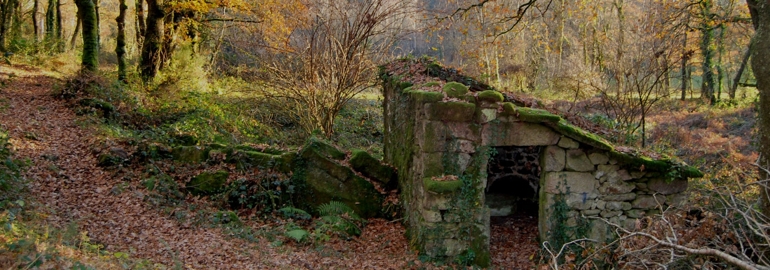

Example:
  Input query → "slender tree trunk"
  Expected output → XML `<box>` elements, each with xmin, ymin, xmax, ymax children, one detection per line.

<box><xmin>730</xmin><ymin>47</ymin><xmax>751</xmax><ymax>100</ymax></box>
<box><xmin>116</xmin><ymin>0</ymin><xmax>127</xmax><ymax>82</ymax></box>
<box><xmin>0</xmin><ymin>0</ymin><xmax>18</xmax><ymax>52</ymax></box>
<box><xmin>700</xmin><ymin>0</ymin><xmax>716</xmax><ymax>104</ymax></box>
<box><xmin>45</xmin><ymin>0</ymin><xmax>55</xmax><ymax>41</ymax></box>
<box><xmin>70</xmin><ymin>17</ymin><xmax>80</xmax><ymax>49</ymax></box>
<box><xmin>55</xmin><ymin>0</ymin><xmax>62</xmax><ymax>51</ymax></box>
<box><xmin>75</xmin><ymin>0</ymin><xmax>98</xmax><ymax>72</ymax></box>
<box><xmin>135</xmin><ymin>0</ymin><xmax>145</xmax><ymax>51</ymax></box>
<box><xmin>140</xmin><ymin>0</ymin><xmax>164</xmax><ymax>80</ymax></box>
<box><xmin>33</xmin><ymin>0</ymin><xmax>41</xmax><ymax>42</ymax></box>
<box><xmin>747</xmin><ymin>0</ymin><xmax>770</xmax><ymax>221</ymax></box>
<box><xmin>94</xmin><ymin>0</ymin><xmax>99</xmax><ymax>49</ymax></box>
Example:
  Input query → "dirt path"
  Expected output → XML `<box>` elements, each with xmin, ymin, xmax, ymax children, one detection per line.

<box><xmin>0</xmin><ymin>66</ymin><xmax>277</xmax><ymax>268</ymax></box>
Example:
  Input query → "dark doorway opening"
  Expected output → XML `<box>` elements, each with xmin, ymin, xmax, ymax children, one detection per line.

<box><xmin>485</xmin><ymin>146</ymin><xmax>541</xmax><ymax>217</ymax></box>
<box><xmin>486</xmin><ymin>145</ymin><xmax>542</xmax><ymax>267</ymax></box>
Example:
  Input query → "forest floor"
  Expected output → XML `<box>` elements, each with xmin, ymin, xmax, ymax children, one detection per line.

<box><xmin>0</xmin><ymin>65</ymin><xmax>541</xmax><ymax>268</ymax></box>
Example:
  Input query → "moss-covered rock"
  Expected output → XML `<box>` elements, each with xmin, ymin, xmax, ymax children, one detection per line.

<box><xmin>187</xmin><ymin>170</ymin><xmax>229</xmax><ymax>196</ymax></box>
<box><xmin>78</xmin><ymin>98</ymin><xmax>115</xmax><ymax>117</ymax></box>
<box><xmin>135</xmin><ymin>142</ymin><xmax>173</xmax><ymax>161</ymax></box>
<box><xmin>607</xmin><ymin>151</ymin><xmax>703</xmax><ymax>178</ymax></box>
<box><xmin>294</xmin><ymin>141</ymin><xmax>383</xmax><ymax>218</ymax></box>
<box><xmin>545</xmin><ymin>119</ymin><xmax>614</xmax><ymax>151</ymax></box>
<box><xmin>172</xmin><ymin>132</ymin><xmax>199</xmax><ymax>146</ymax></box>
<box><xmin>476</xmin><ymin>90</ymin><xmax>504</xmax><ymax>103</ymax></box>
<box><xmin>423</xmin><ymin>178</ymin><xmax>463</xmax><ymax>194</ymax></box>
<box><xmin>172</xmin><ymin>146</ymin><xmax>210</xmax><ymax>163</ymax></box>
<box><xmin>443</xmin><ymin>82</ymin><xmax>469</xmax><ymax>98</ymax></box>
<box><xmin>516</xmin><ymin>107</ymin><xmax>562</xmax><ymax>123</ymax></box>
<box><xmin>427</xmin><ymin>102</ymin><xmax>476</xmax><ymax>122</ymax></box>
<box><xmin>304</xmin><ymin>138</ymin><xmax>346</xmax><ymax>160</ymax></box>
<box><xmin>349</xmin><ymin>149</ymin><xmax>396</xmax><ymax>186</ymax></box>
<box><xmin>406</xmin><ymin>90</ymin><xmax>444</xmax><ymax>103</ymax></box>
<box><xmin>97</xmin><ymin>147</ymin><xmax>128</xmax><ymax>167</ymax></box>
<box><xmin>500</xmin><ymin>102</ymin><xmax>517</xmax><ymax>115</ymax></box>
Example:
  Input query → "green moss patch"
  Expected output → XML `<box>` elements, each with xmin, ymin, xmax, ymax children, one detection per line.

<box><xmin>423</xmin><ymin>178</ymin><xmax>463</xmax><ymax>194</ymax></box>
<box><xmin>187</xmin><ymin>170</ymin><xmax>229</xmax><ymax>196</ymax></box>
<box><xmin>608</xmin><ymin>151</ymin><xmax>703</xmax><ymax>178</ymax></box>
<box><xmin>349</xmin><ymin>149</ymin><xmax>396</xmax><ymax>186</ymax></box>
<box><xmin>406</xmin><ymin>90</ymin><xmax>444</xmax><ymax>103</ymax></box>
<box><xmin>427</xmin><ymin>102</ymin><xmax>476</xmax><ymax>122</ymax></box>
<box><xmin>500</xmin><ymin>102</ymin><xmax>517</xmax><ymax>115</ymax></box>
<box><xmin>516</xmin><ymin>107</ymin><xmax>562</xmax><ymax>123</ymax></box>
<box><xmin>172</xmin><ymin>146</ymin><xmax>210</xmax><ymax>163</ymax></box>
<box><xmin>304</xmin><ymin>137</ymin><xmax>346</xmax><ymax>160</ymax></box>
<box><xmin>546</xmin><ymin>119</ymin><xmax>614</xmax><ymax>151</ymax></box>
<box><xmin>443</xmin><ymin>82</ymin><xmax>469</xmax><ymax>98</ymax></box>
<box><xmin>476</xmin><ymin>90</ymin><xmax>504</xmax><ymax>103</ymax></box>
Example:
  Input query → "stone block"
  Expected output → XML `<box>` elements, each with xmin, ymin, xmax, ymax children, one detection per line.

<box><xmin>606</xmin><ymin>201</ymin><xmax>624</xmax><ymax>211</ymax></box>
<box><xmin>447</xmin><ymin>123</ymin><xmax>480</xmax><ymax>141</ymax></box>
<box><xmin>596</xmin><ymin>200</ymin><xmax>606</xmax><ymax>210</ymax></box>
<box><xmin>601</xmin><ymin>210</ymin><xmax>622</xmax><ymax>218</ymax></box>
<box><xmin>601</xmin><ymin>193</ymin><xmax>637</xmax><ymax>201</ymax></box>
<box><xmin>482</xmin><ymin>121</ymin><xmax>560</xmax><ymax>146</ymax></box>
<box><xmin>630</xmin><ymin>171</ymin><xmax>645</xmax><ymax>179</ymax></box>
<box><xmin>595</xmin><ymin>165</ymin><xmax>619</xmax><ymax>180</ymax></box>
<box><xmin>426</xmin><ymin>102</ymin><xmax>476</xmax><ymax>122</ymax></box>
<box><xmin>420</xmin><ymin>121</ymin><xmax>448</xmax><ymax>152</ymax></box>
<box><xmin>543</xmin><ymin>172</ymin><xmax>598</xmax><ymax>195</ymax></box>
<box><xmin>648</xmin><ymin>178</ymin><xmax>688</xmax><ymax>195</ymax></box>
<box><xmin>616</xmin><ymin>170</ymin><xmax>633</xmax><ymax>181</ymax></box>
<box><xmin>582</xmin><ymin>209</ymin><xmax>601</xmax><ymax>216</ymax></box>
<box><xmin>632</xmin><ymin>195</ymin><xmax>666</xmax><ymax>210</ymax></box>
<box><xmin>566</xmin><ymin>149</ymin><xmax>594</xmax><ymax>172</ymax></box>
<box><xmin>450</xmin><ymin>140</ymin><xmax>476</xmax><ymax>154</ymax></box>
<box><xmin>599</xmin><ymin>179</ymin><xmax>635</xmax><ymax>194</ymax></box>
<box><xmin>422</xmin><ymin>153</ymin><xmax>445</xmax><ymax>178</ymax></box>
<box><xmin>621</xmin><ymin>202</ymin><xmax>633</xmax><ymax>211</ymax></box>
<box><xmin>444</xmin><ymin>239</ymin><xmax>467</xmax><ymax>257</ymax></box>
<box><xmin>558</xmin><ymin>136</ymin><xmax>580</xmax><ymax>149</ymax></box>
<box><xmin>626</xmin><ymin>209</ymin><xmax>644</xmax><ymax>218</ymax></box>
<box><xmin>479</xmin><ymin>109</ymin><xmax>497</xmax><ymax>123</ymax></box>
<box><xmin>543</xmin><ymin>146</ymin><xmax>566</xmax><ymax>172</ymax></box>
<box><xmin>588</xmin><ymin>152</ymin><xmax>609</xmax><ymax>165</ymax></box>
<box><xmin>566</xmin><ymin>194</ymin><xmax>595</xmax><ymax>210</ymax></box>
<box><xmin>423</xmin><ymin>210</ymin><xmax>443</xmax><ymax>223</ymax></box>
<box><xmin>424</xmin><ymin>193</ymin><xmax>452</xmax><ymax>210</ymax></box>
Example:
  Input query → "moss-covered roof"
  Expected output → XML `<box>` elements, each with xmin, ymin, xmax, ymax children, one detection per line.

<box><xmin>379</xmin><ymin>57</ymin><xmax>703</xmax><ymax>179</ymax></box>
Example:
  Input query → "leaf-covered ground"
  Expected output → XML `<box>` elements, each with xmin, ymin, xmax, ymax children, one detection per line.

<box><xmin>0</xmin><ymin>65</ymin><xmax>540</xmax><ymax>268</ymax></box>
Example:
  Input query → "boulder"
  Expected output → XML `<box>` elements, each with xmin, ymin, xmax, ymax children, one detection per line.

<box><xmin>97</xmin><ymin>147</ymin><xmax>129</xmax><ymax>167</ymax></box>
<box><xmin>172</xmin><ymin>146</ymin><xmax>209</xmax><ymax>163</ymax></box>
<box><xmin>187</xmin><ymin>171</ymin><xmax>229</xmax><ymax>196</ymax></box>
<box><xmin>295</xmin><ymin>141</ymin><xmax>383</xmax><ymax>218</ymax></box>
<box><xmin>349</xmin><ymin>149</ymin><xmax>397</xmax><ymax>186</ymax></box>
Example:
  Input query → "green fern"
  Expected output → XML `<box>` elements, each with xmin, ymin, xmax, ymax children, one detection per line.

<box><xmin>317</xmin><ymin>201</ymin><xmax>359</xmax><ymax>219</ymax></box>
<box><xmin>278</xmin><ymin>206</ymin><xmax>311</xmax><ymax>220</ymax></box>
<box><xmin>285</xmin><ymin>229</ymin><xmax>309</xmax><ymax>243</ymax></box>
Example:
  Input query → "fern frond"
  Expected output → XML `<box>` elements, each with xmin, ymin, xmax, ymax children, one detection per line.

<box><xmin>317</xmin><ymin>201</ymin><xmax>359</xmax><ymax>219</ymax></box>
<box><xmin>285</xmin><ymin>229</ymin><xmax>309</xmax><ymax>242</ymax></box>
<box><xmin>278</xmin><ymin>206</ymin><xmax>312</xmax><ymax>220</ymax></box>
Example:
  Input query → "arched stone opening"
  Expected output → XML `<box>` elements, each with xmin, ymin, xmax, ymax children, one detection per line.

<box><xmin>485</xmin><ymin>146</ymin><xmax>541</xmax><ymax>217</ymax></box>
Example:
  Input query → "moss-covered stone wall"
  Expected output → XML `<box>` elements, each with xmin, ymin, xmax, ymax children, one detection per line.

<box><xmin>379</xmin><ymin>58</ymin><xmax>701</xmax><ymax>268</ymax></box>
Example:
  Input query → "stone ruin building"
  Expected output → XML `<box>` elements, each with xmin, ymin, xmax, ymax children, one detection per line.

<box><xmin>378</xmin><ymin>58</ymin><xmax>703</xmax><ymax>267</ymax></box>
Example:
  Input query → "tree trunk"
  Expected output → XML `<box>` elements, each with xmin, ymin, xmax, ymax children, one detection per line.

<box><xmin>45</xmin><ymin>0</ymin><xmax>55</xmax><ymax>41</ymax></box>
<box><xmin>135</xmin><ymin>0</ymin><xmax>145</xmax><ymax>51</ymax></box>
<box><xmin>94</xmin><ymin>0</ymin><xmax>99</xmax><ymax>49</ymax></box>
<box><xmin>140</xmin><ymin>0</ymin><xmax>164</xmax><ymax>80</ymax></box>
<box><xmin>747</xmin><ymin>0</ymin><xmax>770</xmax><ymax>223</ymax></box>
<box><xmin>116</xmin><ymin>0</ymin><xmax>127</xmax><ymax>82</ymax></box>
<box><xmin>70</xmin><ymin>17</ymin><xmax>80</xmax><ymax>49</ymax></box>
<box><xmin>730</xmin><ymin>47</ymin><xmax>751</xmax><ymax>100</ymax></box>
<box><xmin>0</xmin><ymin>0</ymin><xmax>17</xmax><ymax>52</ymax></box>
<box><xmin>55</xmin><ymin>0</ymin><xmax>62</xmax><ymax>51</ymax></box>
<box><xmin>700</xmin><ymin>0</ymin><xmax>716</xmax><ymax>105</ymax></box>
<box><xmin>33</xmin><ymin>0</ymin><xmax>41</xmax><ymax>42</ymax></box>
<box><xmin>74</xmin><ymin>0</ymin><xmax>98</xmax><ymax>72</ymax></box>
